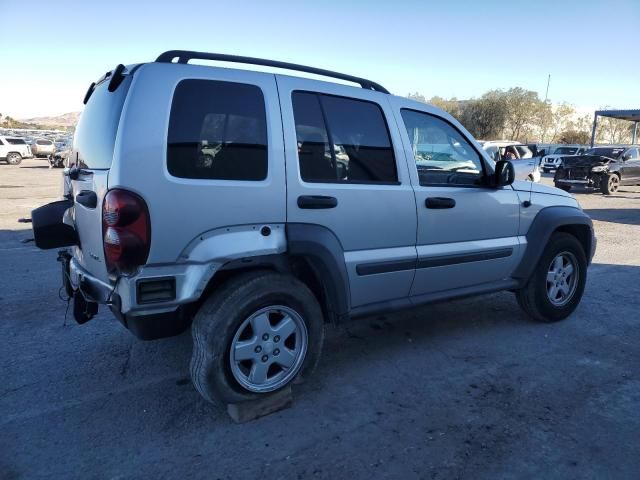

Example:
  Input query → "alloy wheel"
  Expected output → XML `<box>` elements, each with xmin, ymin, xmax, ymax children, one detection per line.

<box><xmin>229</xmin><ymin>305</ymin><xmax>308</xmax><ymax>393</ymax></box>
<box><xmin>546</xmin><ymin>252</ymin><xmax>579</xmax><ymax>307</ymax></box>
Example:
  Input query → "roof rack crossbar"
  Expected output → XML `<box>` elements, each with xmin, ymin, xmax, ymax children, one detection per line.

<box><xmin>155</xmin><ymin>50</ymin><xmax>389</xmax><ymax>94</ymax></box>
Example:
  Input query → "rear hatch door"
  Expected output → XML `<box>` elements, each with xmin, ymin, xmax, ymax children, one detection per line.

<box><xmin>69</xmin><ymin>68</ymin><xmax>134</xmax><ymax>283</ymax></box>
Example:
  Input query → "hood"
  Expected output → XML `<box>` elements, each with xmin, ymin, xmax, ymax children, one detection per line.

<box><xmin>511</xmin><ymin>180</ymin><xmax>573</xmax><ymax>198</ymax></box>
<box><xmin>560</xmin><ymin>155</ymin><xmax>617</xmax><ymax>168</ymax></box>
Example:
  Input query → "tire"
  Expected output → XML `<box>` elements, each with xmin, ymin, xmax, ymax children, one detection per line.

<box><xmin>600</xmin><ymin>173</ymin><xmax>620</xmax><ymax>195</ymax></box>
<box><xmin>6</xmin><ymin>153</ymin><xmax>22</xmax><ymax>165</ymax></box>
<box><xmin>190</xmin><ymin>271</ymin><xmax>325</xmax><ymax>405</ymax></box>
<box><xmin>515</xmin><ymin>232</ymin><xmax>587</xmax><ymax>323</ymax></box>
<box><xmin>555</xmin><ymin>183</ymin><xmax>571</xmax><ymax>192</ymax></box>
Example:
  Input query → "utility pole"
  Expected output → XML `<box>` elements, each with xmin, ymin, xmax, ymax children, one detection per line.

<box><xmin>544</xmin><ymin>74</ymin><xmax>551</xmax><ymax>103</ymax></box>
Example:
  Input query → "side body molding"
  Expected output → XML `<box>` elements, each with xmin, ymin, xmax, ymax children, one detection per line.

<box><xmin>513</xmin><ymin>206</ymin><xmax>595</xmax><ymax>283</ymax></box>
<box><xmin>286</xmin><ymin>223</ymin><xmax>351</xmax><ymax>320</ymax></box>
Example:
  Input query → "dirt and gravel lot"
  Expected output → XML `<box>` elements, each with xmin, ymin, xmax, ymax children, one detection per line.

<box><xmin>1</xmin><ymin>158</ymin><xmax>639</xmax><ymax>479</ymax></box>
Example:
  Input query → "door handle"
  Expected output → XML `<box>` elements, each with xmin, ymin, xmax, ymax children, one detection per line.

<box><xmin>75</xmin><ymin>190</ymin><xmax>97</xmax><ymax>209</ymax></box>
<box><xmin>425</xmin><ymin>197</ymin><xmax>456</xmax><ymax>209</ymax></box>
<box><xmin>297</xmin><ymin>195</ymin><xmax>338</xmax><ymax>209</ymax></box>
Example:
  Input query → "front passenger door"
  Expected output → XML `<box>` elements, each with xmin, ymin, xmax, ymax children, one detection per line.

<box><xmin>391</xmin><ymin>101</ymin><xmax>523</xmax><ymax>297</ymax></box>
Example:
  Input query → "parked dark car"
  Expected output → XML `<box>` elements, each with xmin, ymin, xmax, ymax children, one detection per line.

<box><xmin>554</xmin><ymin>145</ymin><xmax>640</xmax><ymax>194</ymax></box>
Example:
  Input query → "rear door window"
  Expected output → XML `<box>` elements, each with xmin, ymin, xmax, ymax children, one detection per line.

<box><xmin>6</xmin><ymin>138</ymin><xmax>27</xmax><ymax>145</ymax></box>
<box><xmin>167</xmin><ymin>79</ymin><xmax>268</xmax><ymax>181</ymax></box>
<box><xmin>292</xmin><ymin>92</ymin><xmax>397</xmax><ymax>184</ymax></box>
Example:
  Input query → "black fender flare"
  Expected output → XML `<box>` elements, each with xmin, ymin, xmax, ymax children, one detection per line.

<box><xmin>513</xmin><ymin>206</ymin><xmax>595</xmax><ymax>283</ymax></box>
<box><xmin>286</xmin><ymin>223</ymin><xmax>350</xmax><ymax>320</ymax></box>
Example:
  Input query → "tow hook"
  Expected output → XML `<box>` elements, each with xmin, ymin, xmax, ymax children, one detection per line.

<box><xmin>56</xmin><ymin>251</ymin><xmax>99</xmax><ymax>324</ymax></box>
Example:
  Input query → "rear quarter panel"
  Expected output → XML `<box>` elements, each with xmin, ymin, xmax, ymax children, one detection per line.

<box><xmin>108</xmin><ymin>63</ymin><xmax>286</xmax><ymax>264</ymax></box>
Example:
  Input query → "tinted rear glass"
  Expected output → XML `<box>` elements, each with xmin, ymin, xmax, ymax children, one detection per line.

<box><xmin>74</xmin><ymin>74</ymin><xmax>132</xmax><ymax>169</ymax></box>
<box><xmin>36</xmin><ymin>139</ymin><xmax>52</xmax><ymax>145</ymax></box>
<box><xmin>167</xmin><ymin>79</ymin><xmax>268</xmax><ymax>181</ymax></box>
<box><xmin>292</xmin><ymin>92</ymin><xmax>397</xmax><ymax>183</ymax></box>
<box><xmin>6</xmin><ymin>138</ymin><xmax>27</xmax><ymax>145</ymax></box>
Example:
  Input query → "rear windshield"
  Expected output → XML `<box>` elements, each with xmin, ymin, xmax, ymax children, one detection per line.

<box><xmin>36</xmin><ymin>139</ymin><xmax>53</xmax><ymax>145</ymax></box>
<box><xmin>6</xmin><ymin>138</ymin><xmax>27</xmax><ymax>145</ymax></box>
<box><xmin>74</xmin><ymin>73</ymin><xmax>132</xmax><ymax>169</ymax></box>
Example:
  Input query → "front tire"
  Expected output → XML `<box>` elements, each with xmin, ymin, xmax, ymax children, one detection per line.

<box><xmin>190</xmin><ymin>271</ymin><xmax>324</xmax><ymax>405</ymax></box>
<box><xmin>600</xmin><ymin>173</ymin><xmax>620</xmax><ymax>195</ymax></box>
<box><xmin>516</xmin><ymin>232</ymin><xmax>587</xmax><ymax>323</ymax></box>
<box><xmin>6</xmin><ymin>153</ymin><xmax>22</xmax><ymax>165</ymax></box>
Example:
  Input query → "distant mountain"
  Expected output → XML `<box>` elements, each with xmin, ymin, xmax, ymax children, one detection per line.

<box><xmin>19</xmin><ymin>112</ymin><xmax>81</xmax><ymax>127</ymax></box>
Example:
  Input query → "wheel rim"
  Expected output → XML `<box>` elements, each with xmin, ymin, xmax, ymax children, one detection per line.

<box><xmin>8</xmin><ymin>154</ymin><xmax>19</xmax><ymax>164</ymax></box>
<box><xmin>609</xmin><ymin>176</ymin><xmax>619</xmax><ymax>192</ymax></box>
<box><xmin>546</xmin><ymin>252</ymin><xmax>579</xmax><ymax>307</ymax></box>
<box><xmin>229</xmin><ymin>305</ymin><xmax>308</xmax><ymax>393</ymax></box>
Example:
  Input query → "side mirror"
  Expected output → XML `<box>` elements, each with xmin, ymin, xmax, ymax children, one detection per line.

<box><xmin>493</xmin><ymin>160</ymin><xmax>515</xmax><ymax>187</ymax></box>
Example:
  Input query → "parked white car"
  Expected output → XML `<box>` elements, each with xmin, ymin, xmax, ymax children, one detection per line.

<box><xmin>479</xmin><ymin>140</ymin><xmax>541</xmax><ymax>182</ymax></box>
<box><xmin>542</xmin><ymin>145</ymin><xmax>588</xmax><ymax>172</ymax></box>
<box><xmin>0</xmin><ymin>136</ymin><xmax>33</xmax><ymax>165</ymax></box>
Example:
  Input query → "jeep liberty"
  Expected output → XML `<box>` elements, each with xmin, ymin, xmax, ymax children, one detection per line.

<box><xmin>31</xmin><ymin>51</ymin><xmax>596</xmax><ymax>404</ymax></box>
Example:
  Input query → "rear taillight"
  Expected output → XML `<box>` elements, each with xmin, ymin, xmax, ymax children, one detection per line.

<box><xmin>102</xmin><ymin>189</ymin><xmax>150</xmax><ymax>274</ymax></box>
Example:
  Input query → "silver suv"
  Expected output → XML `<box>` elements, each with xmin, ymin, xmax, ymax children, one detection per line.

<box><xmin>32</xmin><ymin>51</ymin><xmax>596</xmax><ymax>405</ymax></box>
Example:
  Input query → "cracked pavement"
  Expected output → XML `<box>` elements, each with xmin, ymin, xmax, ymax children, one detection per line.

<box><xmin>1</xmin><ymin>159</ymin><xmax>639</xmax><ymax>479</ymax></box>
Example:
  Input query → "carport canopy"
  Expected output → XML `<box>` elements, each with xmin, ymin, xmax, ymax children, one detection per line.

<box><xmin>591</xmin><ymin>109</ymin><xmax>640</xmax><ymax>146</ymax></box>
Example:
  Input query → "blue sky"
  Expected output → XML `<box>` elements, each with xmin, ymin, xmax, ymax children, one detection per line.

<box><xmin>1</xmin><ymin>0</ymin><xmax>639</xmax><ymax>118</ymax></box>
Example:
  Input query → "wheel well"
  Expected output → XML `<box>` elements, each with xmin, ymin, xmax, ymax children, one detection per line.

<box><xmin>554</xmin><ymin>224</ymin><xmax>592</xmax><ymax>259</ymax></box>
<box><xmin>198</xmin><ymin>256</ymin><xmax>334</xmax><ymax>324</ymax></box>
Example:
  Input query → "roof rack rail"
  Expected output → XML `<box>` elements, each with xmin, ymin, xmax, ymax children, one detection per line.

<box><xmin>155</xmin><ymin>50</ymin><xmax>390</xmax><ymax>94</ymax></box>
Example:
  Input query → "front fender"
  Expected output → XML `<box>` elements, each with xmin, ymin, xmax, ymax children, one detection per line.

<box><xmin>513</xmin><ymin>206</ymin><xmax>595</xmax><ymax>283</ymax></box>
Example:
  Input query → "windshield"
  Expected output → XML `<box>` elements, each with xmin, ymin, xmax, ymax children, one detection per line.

<box><xmin>554</xmin><ymin>147</ymin><xmax>578</xmax><ymax>155</ymax></box>
<box><xmin>584</xmin><ymin>147</ymin><xmax>625</xmax><ymax>158</ymax></box>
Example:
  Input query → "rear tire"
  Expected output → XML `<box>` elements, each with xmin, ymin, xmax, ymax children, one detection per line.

<box><xmin>190</xmin><ymin>271</ymin><xmax>324</xmax><ymax>405</ymax></box>
<box><xmin>516</xmin><ymin>232</ymin><xmax>587</xmax><ymax>323</ymax></box>
<box><xmin>6</xmin><ymin>153</ymin><xmax>22</xmax><ymax>165</ymax></box>
<box><xmin>600</xmin><ymin>173</ymin><xmax>620</xmax><ymax>195</ymax></box>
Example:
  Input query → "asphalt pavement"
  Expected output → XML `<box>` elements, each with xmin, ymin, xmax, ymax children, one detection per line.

<box><xmin>1</xmin><ymin>159</ymin><xmax>639</xmax><ymax>479</ymax></box>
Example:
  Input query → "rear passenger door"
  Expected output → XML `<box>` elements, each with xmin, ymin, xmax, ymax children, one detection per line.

<box><xmin>277</xmin><ymin>76</ymin><xmax>417</xmax><ymax>309</ymax></box>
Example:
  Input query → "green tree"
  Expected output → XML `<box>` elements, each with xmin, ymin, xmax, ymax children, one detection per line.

<box><xmin>558</xmin><ymin>129</ymin><xmax>591</xmax><ymax>145</ymax></box>
<box><xmin>459</xmin><ymin>90</ymin><xmax>507</xmax><ymax>140</ymax></box>
<box><xmin>428</xmin><ymin>96</ymin><xmax>462</xmax><ymax>119</ymax></box>
<box><xmin>502</xmin><ymin>87</ymin><xmax>546</xmax><ymax>141</ymax></box>
<box><xmin>407</xmin><ymin>92</ymin><xmax>427</xmax><ymax>103</ymax></box>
